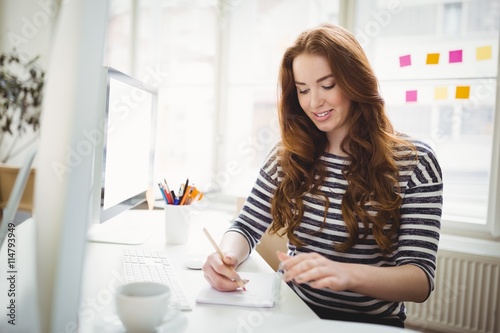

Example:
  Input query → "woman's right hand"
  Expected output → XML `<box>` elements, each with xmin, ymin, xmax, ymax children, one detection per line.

<box><xmin>202</xmin><ymin>252</ymin><xmax>247</xmax><ymax>291</ymax></box>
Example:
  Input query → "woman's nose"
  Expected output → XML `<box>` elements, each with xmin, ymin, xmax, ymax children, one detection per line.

<box><xmin>310</xmin><ymin>90</ymin><xmax>324</xmax><ymax>108</ymax></box>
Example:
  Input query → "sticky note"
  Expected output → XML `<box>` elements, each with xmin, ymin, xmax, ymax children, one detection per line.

<box><xmin>476</xmin><ymin>45</ymin><xmax>492</xmax><ymax>60</ymax></box>
<box><xmin>399</xmin><ymin>54</ymin><xmax>411</xmax><ymax>67</ymax></box>
<box><xmin>406</xmin><ymin>90</ymin><xmax>417</xmax><ymax>102</ymax></box>
<box><xmin>426</xmin><ymin>53</ymin><xmax>440</xmax><ymax>64</ymax></box>
<box><xmin>449</xmin><ymin>50</ymin><xmax>463</xmax><ymax>63</ymax></box>
<box><xmin>434</xmin><ymin>87</ymin><xmax>448</xmax><ymax>100</ymax></box>
<box><xmin>455</xmin><ymin>86</ymin><xmax>470</xmax><ymax>99</ymax></box>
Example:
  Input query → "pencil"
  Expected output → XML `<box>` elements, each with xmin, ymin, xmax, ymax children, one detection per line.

<box><xmin>179</xmin><ymin>185</ymin><xmax>192</xmax><ymax>205</ymax></box>
<box><xmin>202</xmin><ymin>228</ymin><xmax>247</xmax><ymax>291</ymax></box>
<box><xmin>179</xmin><ymin>178</ymin><xmax>189</xmax><ymax>204</ymax></box>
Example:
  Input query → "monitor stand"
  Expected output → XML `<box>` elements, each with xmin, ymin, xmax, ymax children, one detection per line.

<box><xmin>87</xmin><ymin>210</ymin><xmax>153</xmax><ymax>245</ymax></box>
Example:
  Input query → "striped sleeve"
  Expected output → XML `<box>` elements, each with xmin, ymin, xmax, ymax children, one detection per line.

<box><xmin>396</xmin><ymin>141</ymin><xmax>443</xmax><ymax>294</ymax></box>
<box><xmin>226</xmin><ymin>144</ymin><xmax>280</xmax><ymax>249</ymax></box>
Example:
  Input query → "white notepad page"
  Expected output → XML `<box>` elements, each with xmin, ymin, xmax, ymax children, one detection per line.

<box><xmin>195</xmin><ymin>272</ymin><xmax>280</xmax><ymax>308</ymax></box>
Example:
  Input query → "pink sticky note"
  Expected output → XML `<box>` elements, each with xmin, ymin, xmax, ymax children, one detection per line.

<box><xmin>449</xmin><ymin>50</ymin><xmax>463</xmax><ymax>63</ymax></box>
<box><xmin>406</xmin><ymin>90</ymin><xmax>417</xmax><ymax>102</ymax></box>
<box><xmin>399</xmin><ymin>54</ymin><xmax>411</xmax><ymax>67</ymax></box>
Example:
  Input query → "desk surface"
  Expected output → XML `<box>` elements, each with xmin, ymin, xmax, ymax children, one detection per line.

<box><xmin>0</xmin><ymin>206</ymin><xmax>419</xmax><ymax>333</ymax></box>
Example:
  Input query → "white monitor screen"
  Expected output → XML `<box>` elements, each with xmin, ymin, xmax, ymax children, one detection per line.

<box><xmin>100</xmin><ymin>68</ymin><xmax>157</xmax><ymax>221</ymax></box>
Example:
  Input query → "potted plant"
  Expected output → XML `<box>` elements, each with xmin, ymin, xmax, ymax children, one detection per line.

<box><xmin>0</xmin><ymin>49</ymin><xmax>44</xmax><ymax>163</ymax></box>
<box><xmin>0</xmin><ymin>49</ymin><xmax>44</xmax><ymax>218</ymax></box>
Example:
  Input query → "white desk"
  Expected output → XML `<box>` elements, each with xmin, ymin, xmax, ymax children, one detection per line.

<box><xmin>0</xmin><ymin>207</ymin><xmax>418</xmax><ymax>333</ymax></box>
<box><xmin>79</xmin><ymin>208</ymin><xmax>320</xmax><ymax>332</ymax></box>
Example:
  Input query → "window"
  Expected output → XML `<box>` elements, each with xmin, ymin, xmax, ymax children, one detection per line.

<box><xmin>220</xmin><ymin>0</ymin><xmax>340</xmax><ymax>197</ymax></box>
<box><xmin>353</xmin><ymin>0</ymin><xmax>500</xmax><ymax>236</ymax></box>
<box><xmin>105</xmin><ymin>0</ymin><xmax>340</xmax><ymax>198</ymax></box>
<box><xmin>106</xmin><ymin>0</ymin><xmax>218</xmax><ymax>190</ymax></box>
<box><xmin>105</xmin><ymin>0</ymin><xmax>500</xmax><ymax>238</ymax></box>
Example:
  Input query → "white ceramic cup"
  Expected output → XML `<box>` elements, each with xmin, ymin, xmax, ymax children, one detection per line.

<box><xmin>164</xmin><ymin>204</ymin><xmax>192</xmax><ymax>244</ymax></box>
<box><xmin>115</xmin><ymin>282</ymin><xmax>170</xmax><ymax>333</ymax></box>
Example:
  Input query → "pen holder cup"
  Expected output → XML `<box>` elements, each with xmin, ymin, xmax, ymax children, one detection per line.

<box><xmin>164</xmin><ymin>204</ymin><xmax>192</xmax><ymax>245</ymax></box>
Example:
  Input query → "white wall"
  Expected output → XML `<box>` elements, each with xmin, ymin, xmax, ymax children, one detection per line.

<box><xmin>0</xmin><ymin>0</ymin><xmax>57</xmax><ymax>66</ymax></box>
<box><xmin>0</xmin><ymin>0</ymin><xmax>59</xmax><ymax>165</ymax></box>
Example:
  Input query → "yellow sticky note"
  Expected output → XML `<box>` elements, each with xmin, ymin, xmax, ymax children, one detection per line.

<box><xmin>434</xmin><ymin>87</ymin><xmax>448</xmax><ymax>100</ymax></box>
<box><xmin>455</xmin><ymin>86</ymin><xmax>470</xmax><ymax>99</ymax></box>
<box><xmin>476</xmin><ymin>45</ymin><xmax>492</xmax><ymax>60</ymax></box>
<box><xmin>426</xmin><ymin>53</ymin><xmax>440</xmax><ymax>65</ymax></box>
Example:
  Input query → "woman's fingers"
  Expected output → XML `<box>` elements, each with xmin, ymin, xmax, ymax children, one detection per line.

<box><xmin>278</xmin><ymin>252</ymin><xmax>320</xmax><ymax>282</ymax></box>
<box><xmin>277</xmin><ymin>252</ymin><xmax>349</xmax><ymax>290</ymax></box>
<box><xmin>203</xmin><ymin>262</ymin><xmax>240</xmax><ymax>291</ymax></box>
<box><xmin>202</xmin><ymin>252</ymin><xmax>246</xmax><ymax>291</ymax></box>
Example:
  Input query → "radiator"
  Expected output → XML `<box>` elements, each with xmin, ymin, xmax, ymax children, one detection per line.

<box><xmin>406</xmin><ymin>249</ymin><xmax>500</xmax><ymax>333</ymax></box>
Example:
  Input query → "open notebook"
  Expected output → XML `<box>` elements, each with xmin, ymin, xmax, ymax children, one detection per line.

<box><xmin>195</xmin><ymin>272</ymin><xmax>281</xmax><ymax>308</ymax></box>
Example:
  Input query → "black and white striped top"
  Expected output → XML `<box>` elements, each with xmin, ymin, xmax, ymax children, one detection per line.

<box><xmin>227</xmin><ymin>138</ymin><xmax>443</xmax><ymax>321</ymax></box>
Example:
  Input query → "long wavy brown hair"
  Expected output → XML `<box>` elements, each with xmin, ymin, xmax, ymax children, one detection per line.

<box><xmin>270</xmin><ymin>24</ymin><xmax>414</xmax><ymax>255</ymax></box>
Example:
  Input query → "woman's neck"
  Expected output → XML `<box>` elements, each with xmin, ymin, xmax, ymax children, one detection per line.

<box><xmin>326</xmin><ymin>132</ymin><xmax>348</xmax><ymax>156</ymax></box>
<box><xmin>326</xmin><ymin>145</ymin><xmax>348</xmax><ymax>156</ymax></box>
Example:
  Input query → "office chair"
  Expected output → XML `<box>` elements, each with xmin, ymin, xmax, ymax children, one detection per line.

<box><xmin>236</xmin><ymin>197</ymin><xmax>287</xmax><ymax>271</ymax></box>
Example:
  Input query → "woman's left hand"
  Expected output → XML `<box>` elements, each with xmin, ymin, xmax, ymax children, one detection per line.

<box><xmin>277</xmin><ymin>251</ymin><xmax>353</xmax><ymax>291</ymax></box>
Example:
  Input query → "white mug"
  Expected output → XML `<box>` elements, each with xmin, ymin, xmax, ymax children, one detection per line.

<box><xmin>115</xmin><ymin>282</ymin><xmax>170</xmax><ymax>333</ymax></box>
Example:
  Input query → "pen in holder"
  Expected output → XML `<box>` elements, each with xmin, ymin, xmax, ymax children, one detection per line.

<box><xmin>164</xmin><ymin>204</ymin><xmax>192</xmax><ymax>244</ymax></box>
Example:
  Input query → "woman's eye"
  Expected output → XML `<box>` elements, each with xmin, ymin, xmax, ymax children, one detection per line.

<box><xmin>298</xmin><ymin>88</ymin><xmax>309</xmax><ymax>94</ymax></box>
<box><xmin>323</xmin><ymin>84</ymin><xmax>336</xmax><ymax>90</ymax></box>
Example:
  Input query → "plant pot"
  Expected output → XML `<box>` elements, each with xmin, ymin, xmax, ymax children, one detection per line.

<box><xmin>0</xmin><ymin>163</ymin><xmax>36</xmax><ymax>220</ymax></box>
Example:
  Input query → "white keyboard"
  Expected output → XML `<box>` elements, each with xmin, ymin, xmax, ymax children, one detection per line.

<box><xmin>122</xmin><ymin>248</ymin><xmax>192</xmax><ymax>311</ymax></box>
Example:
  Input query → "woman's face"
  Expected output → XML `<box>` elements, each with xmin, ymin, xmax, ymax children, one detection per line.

<box><xmin>292</xmin><ymin>53</ymin><xmax>352</xmax><ymax>147</ymax></box>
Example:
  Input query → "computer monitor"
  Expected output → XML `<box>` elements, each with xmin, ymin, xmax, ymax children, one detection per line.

<box><xmin>85</xmin><ymin>67</ymin><xmax>158</xmax><ymax>245</ymax></box>
<box><xmin>98</xmin><ymin>67</ymin><xmax>158</xmax><ymax>222</ymax></box>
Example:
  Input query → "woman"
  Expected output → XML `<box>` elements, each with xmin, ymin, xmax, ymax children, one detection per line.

<box><xmin>202</xmin><ymin>23</ymin><xmax>443</xmax><ymax>328</ymax></box>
